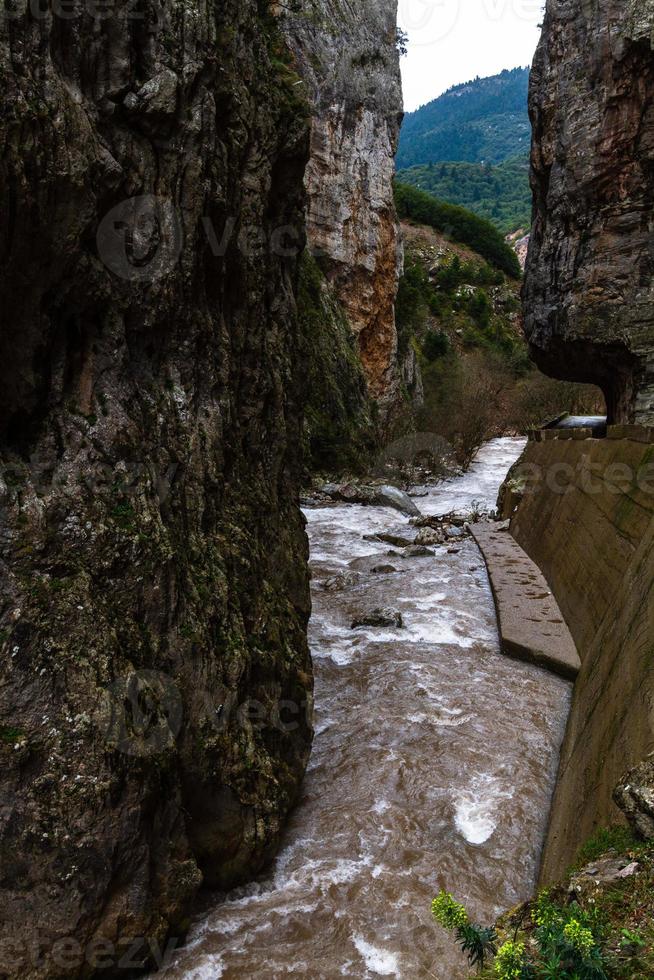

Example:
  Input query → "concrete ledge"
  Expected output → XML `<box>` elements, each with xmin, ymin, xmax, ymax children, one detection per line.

<box><xmin>528</xmin><ymin>427</ymin><xmax>594</xmax><ymax>442</ymax></box>
<box><xmin>471</xmin><ymin>523</ymin><xmax>580</xmax><ymax>681</ymax></box>
<box><xmin>607</xmin><ymin>424</ymin><xmax>654</xmax><ymax>444</ymax></box>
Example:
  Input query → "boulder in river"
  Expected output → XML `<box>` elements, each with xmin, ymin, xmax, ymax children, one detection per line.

<box><xmin>320</xmin><ymin>482</ymin><xmax>420</xmax><ymax>517</ymax></box>
<box><xmin>322</xmin><ymin>572</ymin><xmax>362</xmax><ymax>592</ymax></box>
<box><xmin>364</xmin><ymin>532</ymin><xmax>414</xmax><ymax>548</ymax></box>
<box><xmin>374</xmin><ymin>485</ymin><xmax>421</xmax><ymax>517</ymax></box>
<box><xmin>370</xmin><ymin>564</ymin><xmax>398</xmax><ymax>574</ymax></box>
<box><xmin>411</xmin><ymin>512</ymin><xmax>468</xmax><ymax>529</ymax></box>
<box><xmin>351</xmin><ymin>608</ymin><xmax>404</xmax><ymax>629</ymax></box>
<box><xmin>415</xmin><ymin>527</ymin><xmax>444</xmax><ymax>546</ymax></box>
<box><xmin>402</xmin><ymin>545</ymin><xmax>435</xmax><ymax>558</ymax></box>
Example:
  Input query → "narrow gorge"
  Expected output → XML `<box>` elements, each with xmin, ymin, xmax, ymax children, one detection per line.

<box><xmin>2</xmin><ymin>0</ymin><xmax>654</xmax><ymax>978</ymax></box>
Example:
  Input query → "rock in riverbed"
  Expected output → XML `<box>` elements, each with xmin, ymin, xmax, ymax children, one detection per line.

<box><xmin>411</xmin><ymin>512</ymin><xmax>470</xmax><ymax>529</ymax></box>
<box><xmin>351</xmin><ymin>608</ymin><xmax>404</xmax><ymax>629</ymax></box>
<box><xmin>414</xmin><ymin>527</ymin><xmax>444</xmax><ymax>546</ymax></box>
<box><xmin>322</xmin><ymin>572</ymin><xmax>362</xmax><ymax>592</ymax></box>
<box><xmin>375</xmin><ymin>485</ymin><xmax>421</xmax><ymax>516</ymax></box>
<box><xmin>321</xmin><ymin>483</ymin><xmax>420</xmax><ymax>517</ymax></box>
<box><xmin>364</xmin><ymin>532</ymin><xmax>414</xmax><ymax>548</ymax></box>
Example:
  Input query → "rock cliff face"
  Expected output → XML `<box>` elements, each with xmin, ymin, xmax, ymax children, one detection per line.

<box><xmin>283</xmin><ymin>0</ymin><xmax>403</xmax><ymax>407</ymax></box>
<box><xmin>525</xmin><ymin>0</ymin><xmax>654</xmax><ymax>423</ymax></box>
<box><xmin>0</xmin><ymin>2</ymin><xmax>313</xmax><ymax>974</ymax></box>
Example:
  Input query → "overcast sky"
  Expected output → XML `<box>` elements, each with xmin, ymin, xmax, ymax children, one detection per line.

<box><xmin>398</xmin><ymin>0</ymin><xmax>545</xmax><ymax>112</ymax></box>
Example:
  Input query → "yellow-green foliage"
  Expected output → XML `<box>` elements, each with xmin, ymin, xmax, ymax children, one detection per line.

<box><xmin>564</xmin><ymin>919</ymin><xmax>595</xmax><ymax>957</ymax></box>
<box><xmin>531</xmin><ymin>889</ymin><xmax>564</xmax><ymax>930</ymax></box>
<box><xmin>431</xmin><ymin>890</ymin><xmax>469</xmax><ymax>930</ymax></box>
<box><xmin>493</xmin><ymin>941</ymin><xmax>526</xmax><ymax>979</ymax></box>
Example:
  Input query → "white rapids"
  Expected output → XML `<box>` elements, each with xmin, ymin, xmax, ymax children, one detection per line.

<box><xmin>157</xmin><ymin>438</ymin><xmax>572</xmax><ymax>980</ymax></box>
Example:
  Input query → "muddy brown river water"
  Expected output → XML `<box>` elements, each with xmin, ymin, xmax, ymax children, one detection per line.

<box><xmin>159</xmin><ymin>438</ymin><xmax>572</xmax><ymax>979</ymax></box>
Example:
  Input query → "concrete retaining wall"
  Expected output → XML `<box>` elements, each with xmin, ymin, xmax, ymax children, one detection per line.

<box><xmin>504</xmin><ymin>435</ymin><xmax>654</xmax><ymax>881</ymax></box>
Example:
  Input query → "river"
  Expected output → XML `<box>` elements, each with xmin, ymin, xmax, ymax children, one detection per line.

<box><xmin>159</xmin><ymin>438</ymin><xmax>572</xmax><ymax>979</ymax></box>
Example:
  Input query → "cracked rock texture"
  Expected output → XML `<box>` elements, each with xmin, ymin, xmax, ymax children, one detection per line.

<box><xmin>525</xmin><ymin>0</ymin><xmax>654</xmax><ymax>423</ymax></box>
<box><xmin>283</xmin><ymin>0</ymin><xmax>403</xmax><ymax>407</ymax></box>
<box><xmin>0</xmin><ymin>2</ymin><xmax>314</xmax><ymax>975</ymax></box>
<box><xmin>615</xmin><ymin>753</ymin><xmax>654</xmax><ymax>841</ymax></box>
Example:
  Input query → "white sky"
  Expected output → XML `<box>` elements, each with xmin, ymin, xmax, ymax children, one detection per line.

<box><xmin>398</xmin><ymin>0</ymin><xmax>545</xmax><ymax>111</ymax></box>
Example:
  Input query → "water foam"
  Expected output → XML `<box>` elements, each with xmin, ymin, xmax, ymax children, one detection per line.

<box><xmin>353</xmin><ymin>935</ymin><xmax>401</xmax><ymax>977</ymax></box>
<box><xmin>172</xmin><ymin>955</ymin><xmax>224</xmax><ymax>979</ymax></box>
<box><xmin>408</xmin><ymin>707</ymin><xmax>472</xmax><ymax>728</ymax></box>
<box><xmin>453</xmin><ymin>774</ymin><xmax>514</xmax><ymax>845</ymax></box>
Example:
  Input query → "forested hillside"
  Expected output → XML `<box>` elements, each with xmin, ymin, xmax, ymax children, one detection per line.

<box><xmin>398</xmin><ymin>68</ymin><xmax>530</xmax><ymax>170</ymax></box>
<box><xmin>396</xmin><ymin>156</ymin><xmax>531</xmax><ymax>235</ymax></box>
<box><xmin>394</xmin><ymin>182</ymin><xmax>522</xmax><ymax>278</ymax></box>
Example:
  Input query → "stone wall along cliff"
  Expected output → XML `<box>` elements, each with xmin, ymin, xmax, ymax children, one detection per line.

<box><xmin>0</xmin><ymin>2</ymin><xmax>313</xmax><ymax>973</ymax></box>
<box><xmin>525</xmin><ymin>0</ymin><xmax>654</xmax><ymax>424</ymax></box>
<box><xmin>503</xmin><ymin>435</ymin><xmax>654</xmax><ymax>880</ymax></box>
<box><xmin>283</xmin><ymin>0</ymin><xmax>403</xmax><ymax>407</ymax></box>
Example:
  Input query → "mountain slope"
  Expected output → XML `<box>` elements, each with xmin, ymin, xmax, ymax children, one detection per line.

<box><xmin>394</xmin><ymin>182</ymin><xmax>522</xmax><ymax>279</ymax></box>
<box><xmin>398</xmin><ymin>67</ymin><xmax>530</xmax><ymax>170</ymax></box>
<box><xmin>396</xmin><ymin>220</ymin><xmax>601</xmax><ymax>465</ymax></box>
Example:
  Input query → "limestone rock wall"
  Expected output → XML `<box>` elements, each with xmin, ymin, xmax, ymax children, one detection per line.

<box><xmin>505</xmin><ymin>437</ymin><xmax>654</xmax><ymax>880</ymax></box>
<box><xmin>283</xmin><ymin>0</ymin><xmax>403</xmax><ymax>407</ymax></box>
<box><xmin>525</xmin><ymin>0</ymin><xmax>654</xmax><ymax>423</ymax></box>
<box><xmin>0</xmin><ymin>2</ymin><xmax>313</xmax><ymax>974</ymax></box>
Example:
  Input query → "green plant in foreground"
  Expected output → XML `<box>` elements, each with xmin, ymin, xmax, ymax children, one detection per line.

<box><xmin>432</xmin><ymin>892</ymin><xmax>497</xmax><ymax>971</ymax></box>
<box><xmin>532</xmin><ymin>890</ymin><xmax>564</xmax><ymax>931</ymax></box>
<box><xmin>432</xmin><ymin>885</ymin><xmax>613</xmax><ymax>978</ymax></box>
<box><xmin>536</xmin><ymin>920</ymin><xmax>608</xmax><ymax>979</ymax></box>
<box><xmin>563</xmin><ymin>919</ymin><xmax>595</xmax><ymax>958</ymax></box>
<box><xmin>459</xmin><ymin>923</ymin><xmax>499</xmax><ymax>970</ymax></box>
<box><xmin>619</xmin><ymin>927</ymin><xmax>646</xmax><ymax>950</ymax></box>
<box><xmin>494</xmin><ymin>940</ymin><xmax>527</xmax><ymax>979</ymax></box>
<box><xmin>432</xmin><ymin>890</ymin><xmax>469</xmax><ymax>930</ymax></box>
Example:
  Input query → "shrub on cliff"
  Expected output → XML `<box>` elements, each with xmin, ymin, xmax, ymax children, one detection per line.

<box><xmin>394</xmin><ymin>235</ymin><xmax>604</xmax><ymax>464</ymax></box>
